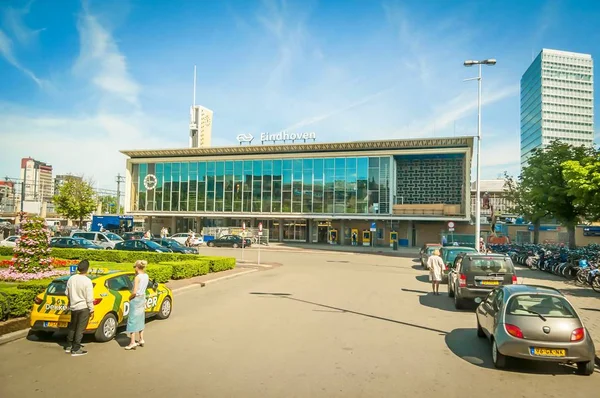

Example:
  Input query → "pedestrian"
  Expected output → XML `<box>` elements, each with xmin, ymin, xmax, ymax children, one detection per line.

<box><xmin>427</xmin><ymin>249</ymin><xmax>446</xmax><ymax>296</ymax></box>
<box><xmin>160</xmin><ymin>227</ymin><xmax>165</xmax><ymax>239</ymax></box>
<box><xmin>125</xmin><ymin>260</ymin><xmax>150</xmax><ymax>350</ymax></box>
<box><xmin>479</xmin><ymin>237</ymin><xmax>485</xmax><ymax>253</ymax></box>
<box><xmin>144</xmin><ymin>230</ymin><xmax>151</xmax><ymax>239</ymax></box>
<box><xmin>442</xmin><ymin>235</ymin><xmax>447</xmax><ymax>246</ymax></box>
<box><xmin>65</xmin><ymin>260</ymin><xmax>94</xmax><ymax>356</ymax></box>
<box><xmin>352</xmin><ymin>232</ymin><xmax>357</xmax><ymax>246</ymax></box>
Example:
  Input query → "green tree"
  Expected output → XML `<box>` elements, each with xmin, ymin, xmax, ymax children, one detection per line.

<box><xmin>503</xmin><ymin>172</ymin><xmax>549</xmax><ymax>244</ymax></box>
<box><xmin>562</xmin><ymin>149</ymin><xmax>600</xmax><ymax>221</ymax></box>
<box><xmin>99</xmin><ymin>195</ymin><xmax>123</xmax><ymax>214</ymax></box>
<box><xmin>13</xmin><ymin>213</ymin><xmax>52</xmax><ymax>273</ymax></box>
<box><xmin>53</xmin><ymin>177</ymin><xmax>97</xmax><ymax>227</ymax></box>
<box><xmin>518</xmin><ymin>141</ymin><xmax>593</xmax><ymax>248</ymax></box>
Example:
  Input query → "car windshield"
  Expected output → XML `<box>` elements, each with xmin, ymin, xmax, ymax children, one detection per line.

<box><xmin>444</xmin><ymin>248</ymin><xmax>476</xmax><ymax>263</ymax></box>
<box><xmin>507</xmin><ymin>294</ymin><xmax>577</xmax><ymax>318</ymax></box>
<box><xmin>167</xmin><ymin>240</ymin><xmax>184</xmax><ymax>248</ymax></box>
<box><xmin>465</xmin><ymin>258</ymin><xmax>513</xmax><ymax>273</ymax></box>
<box><xmin>144</xmin><ymin>240</ymin><xmax>163</xmax><ymax>250</ymax></box>
<box><xmin>106</xmin><ymin>233</ymin><xmax>123</xmax><ymax>241</ymax></box>
<box><xmin>73</xmin><ymin>238</ymin><xmax>94</xmax><ymax>246</ymax></box>
<box><xmin>426</xmin><ymin>247</ymin><xmax>440</xmax><ymax>255</ymax></box>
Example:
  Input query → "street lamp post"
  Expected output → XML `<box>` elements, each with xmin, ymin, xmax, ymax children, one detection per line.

<box><xmin>464</xmin><ymin>59</ymin><xmax>496</xmax><ymax>252</ymax></box>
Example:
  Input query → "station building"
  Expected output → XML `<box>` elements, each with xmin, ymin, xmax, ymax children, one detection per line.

<box><xmin>121</xmin><ymin>137</ymin><xmax>474</xmax><ymax>247</ymax></box>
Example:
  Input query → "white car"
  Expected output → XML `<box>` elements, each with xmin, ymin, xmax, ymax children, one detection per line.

<box><xmin>0</xmin><ymin>236</ymin><xmax>19</xmax><ymax>247</ymax></box>
<box><xmin>170</xmin><ymin>233</ymin><xmax>204</xmax><ymax>246</ymax></box>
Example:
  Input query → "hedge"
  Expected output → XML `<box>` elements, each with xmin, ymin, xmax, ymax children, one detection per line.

<box><xmin>0</xmin><ymin>247</ymin><xmax>12</xmax><ymax>257</ymax></box>
<box><xmin>146</xmin><ymin>263</ymin><xmax>173</xmax><ymax>283</ymax></box>
<box><xmin>206</xmin><ymin>256</ymin><xmax>237</xmax><ymax>273</ymax></box>
<box><xmin>31</xmin><ymin>248</ymin><xmax>198</xmax><ymax>264</ymax></box>
<box><xmin>161</xmin><ymin>260</ymin><xmax>211</xmax><ymax>280</ymax></box>
<box><xmin>0</xmin><ymin>287</ymin><xmax>37</xmax><ymax>321</ymax></box>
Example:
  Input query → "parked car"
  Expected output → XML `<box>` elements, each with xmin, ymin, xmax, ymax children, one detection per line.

<box><xmin>122</xmin><ymin>232</ymin><xmax>146</xmax><ymax>240</ymax></box>
<box><xmin>207</xmin><ymin>235</ymin><xmax>251</xmax><ymax>248</ymax></box>
<box><xmin>170</xmin><ymin>233</ymin><xmax>204</xmax><ymax>246</ymax></box>
<box><xmin>71</xmin><ymin>231</ymin><xmax>124</xmax><ymax>249</ymax></box>
<box><xmin>50</xmin><ymin>237</ymin><xmax>104</xmax><ymax>250</ymax></box>
<box><xmin>420</xmin><ymin>243</ymin><xmax>442</xmax><ymax>269</ymax></box>
<box><xmin>475</xmin><ymin>285</ymin><xmax>596</xmax><ymax>375</ymax></box>
<box><xmin>152</xmin><ymin>238</ymin><xmax>197</xmax><ymax>254</ymax></box>
<box><xmin>30</xmin><ymin>269</ymin><xmax>173</xmax><ymax>342</ymax></box>
<box><xmin>114</xmin><ymin>239</ymin><xmax>172</xmax><ymax>253</ymax></box>
<box><xmin>440</xmin><ymin>246</ymin><xmax>478</xmax><ymax>283</ymax></box>
<box><xmin>448</xmin><ymin>253</ymin><xmax>517</xmax><ymax>309</ymax></box>
<box><xmin>0</xmin><ymin>235</ymin><xmax>19</xmax><ymax>247</ymax></box>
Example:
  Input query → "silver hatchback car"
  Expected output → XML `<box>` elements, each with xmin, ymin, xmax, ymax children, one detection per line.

<box><xmin>475</xmin><ymin>285</ymin><xmax>596</xmax><ymax>375</ymax></box>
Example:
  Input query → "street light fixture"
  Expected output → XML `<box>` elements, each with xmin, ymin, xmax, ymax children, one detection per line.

<box><xmin>464</xmin><ymin>58</ymin><xmax>496</xmax><ymax>252</ymax></box>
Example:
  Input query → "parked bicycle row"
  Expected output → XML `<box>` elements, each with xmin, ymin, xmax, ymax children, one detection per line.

<box><xmin>488</xmin><ymin>243</ymin><xmax>600</xmax><ymax>293</ymax></box>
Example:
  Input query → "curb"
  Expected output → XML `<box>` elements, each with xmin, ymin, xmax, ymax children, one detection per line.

<box><xmin>172</xmin><ymin>269</ymin><xmax>258</xmax><ymax>294</ymax></box>
<box><xmin>0</xmin><ymin>328</ymin><xmax>29</xmax><ymax>346</ymax></box>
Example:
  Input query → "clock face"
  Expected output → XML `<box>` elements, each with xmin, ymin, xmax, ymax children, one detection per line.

<box><xmin>143</xmin><ymin>174</ymin><xmax>158</xmax><ymax>190</ymax></box>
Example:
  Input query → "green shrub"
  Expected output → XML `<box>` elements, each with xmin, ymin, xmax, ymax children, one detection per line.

<box><xmin>160</xmin><ymin>260</ymin><xmax>210</xmax><ymax>280</ymax></box>
<box><xmin>16</xmin><ymin>280</ymin><xmax>51</xmax><ymax>295</ymax></box>
<box><xmin>0</xmin><ymin>287</ymin><xmax>37</xmax><ymax>320</ymax></box>
<box><xmin>0</xmin><ymin>247</ymin><xmax>13</xmax><ymax>257</ymax></box>
<box><xmin>205</xmin><ymin>256</ymin><xmax>237</xmax><ymax>273</ymax></box>
<box><xmin>146</xmin><ymin>264</ymin><xmax>173</xmax><ymax>283</ymax></box>
<box><xmin>41</xmin><ymin>248</ymin><xmax>196</xmax><ymax>264</ymax></box>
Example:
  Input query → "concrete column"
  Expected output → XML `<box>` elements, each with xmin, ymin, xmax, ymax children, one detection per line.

<box><xmin>170</xmin><ymin>217</ymin><xmax>176</xmax><ymax>235</ymax></box>
<box><xmin>340</xmin><ymin>219</ymin><xmax>345</xmax><ymax>245</ymax></box>
<box><xmin>148</xmin><ymin>217</ymin><xmax>153</xmax><ymax>233</ymax></box>
<box><xmin>278</xmin><ymin>219</ymin><xmax>284</xmax><ymax>242</ymax></box>
<box><xmin>408</xmin><ymin>221</ymin><xmax>414</xmax><ymax>247</ymax></box>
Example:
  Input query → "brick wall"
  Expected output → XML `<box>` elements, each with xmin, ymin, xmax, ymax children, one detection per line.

<box><xmin>396</xmin><ymin>156</ymin><xmax>464</xmax><ymax>204</ymax></box>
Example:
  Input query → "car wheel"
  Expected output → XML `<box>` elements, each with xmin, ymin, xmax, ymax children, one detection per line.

<box><xmin>476</xmin><ymin>319</ymin><xmax>485</xmax><ymax>338</ymax></box>
<box><xmin>576</xmin><ymin>360</ymin><xmax>594</xmax><ymax>376</ymax></box>
<box><xmin>156</xmin><ymin>297</ymin><xmax>172</xmax><ymax>320</ymax></box>
<box><xmin>454</xmin><ymin>292</ymin><xmax>465</xmax><ymax>310</ymax></box>
<box><xmin>448</xmin><ymin>280</ymin><xmax>455</xmax><ymax>298</ymax></box>
<box><xmin>208</xmin><ymin>241</ymin><xmax>215</xmax><ymax>247</ymax></box>
<box><xmin>105</xmin><ymin>247</ymin><xmax>112</xmax><ymax>250</ymax></box>
<box><xmin>95</xmin><ymin>313</ymin><xmax>117</xmax><ymax>342</ymax></box>
<box><xmin>233</xmin><ymin>243</ymin><xmax>239</xmax><ymax>248</ymax></box>
<box><xmin>32</xmin><ymin>330</ymin><xmax>54</xmax><ymax>340</ymax></box>
<box><xmin>492</xmin><ymin>339</ymin><xmax>506</xmax><ymax>369</ymax></box>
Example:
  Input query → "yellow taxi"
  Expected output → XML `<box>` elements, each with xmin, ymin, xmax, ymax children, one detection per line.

<box><xmin>30</xmin><ymin>268</ymin><xmax>173</xmax><ymax>342</ymax></box>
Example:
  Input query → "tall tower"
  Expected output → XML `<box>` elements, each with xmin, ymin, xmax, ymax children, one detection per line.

<box><xmin>189</xmin><ymin>65</ymin><xmax>213</xmax><ymax>148</ymax></box>
<box><xmin>520</xmin><ymin>49</ymin><xmax>594</xmax><ymax>169</ymax></box>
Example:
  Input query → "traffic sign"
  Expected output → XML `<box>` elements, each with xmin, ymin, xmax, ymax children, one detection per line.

<box><xmin>448</xmin><ymin>221</ymin><xmax>455</xmax><ymax>228</ymax></box>
<box><xmin>258</xmin><ymin>222</ymin><xmax>263</xmax><ymax>236</ymax></box>
<box><xmin>242</xmin><ymin>222</ymin><xmax>246</xmax><ymax>231</ymax></box>
<box><xmin>370</xmin><ymin>222</ymin><xmax>376</xmax><ymax>232</ymax></box>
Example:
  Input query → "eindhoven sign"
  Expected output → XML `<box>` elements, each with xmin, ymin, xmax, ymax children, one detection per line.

<box><xmin>236</xmin><ymin>131</ymin><xmax>317</xmax><ymax>145</ymax></box>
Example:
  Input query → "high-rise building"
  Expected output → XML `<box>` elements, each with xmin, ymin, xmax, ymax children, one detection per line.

<box><xmin>19</xmin><ymin>158</ymin><xmax>53</xmax><ymax>202</ymax></box>
<box><xmin>189</xmin><ymin>105</ymin><xmax>213</xmax><ymax>148</ymax></box>
<box><xmin>520</xmin><ymin>49</ymin><xmax>594</xmax><ymax>168</ymax></box>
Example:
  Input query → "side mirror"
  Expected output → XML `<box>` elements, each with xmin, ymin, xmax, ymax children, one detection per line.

<box><xmin>152</xmin><ymin>279</ymin><xmax>159</xmax><ymax>290</ymax></box>
<box><xmin>474</xmin><ymin>297</ymin><xmax>482</xmax><ymax>304</ymax></box>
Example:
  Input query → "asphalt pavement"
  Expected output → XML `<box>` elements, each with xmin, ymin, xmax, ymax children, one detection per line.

<box><xmin>0</xmin><ymin>248</ymin><xmax>598</xmax><ymax>398</ymax></box>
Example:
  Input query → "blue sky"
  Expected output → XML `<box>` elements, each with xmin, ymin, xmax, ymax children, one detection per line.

<box><xmin>1</xmin><ymin>0</ymin><xmax>599</xmax><ymax>190</ymax></box>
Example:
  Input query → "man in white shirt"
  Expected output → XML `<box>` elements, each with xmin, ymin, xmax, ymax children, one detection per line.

<box><xmin>65</xmin><ymin>260</ymin><xmax>94</xmax><ymax>356</ymax></box>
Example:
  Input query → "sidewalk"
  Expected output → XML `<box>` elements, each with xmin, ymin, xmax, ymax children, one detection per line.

<box><xmin>258</xmin><ymin>242</ymin><xmax>419</xmax><ymax>257</ymax></box>
<box><xmin>516</xmin><ymin>266</ymin><xmax>600</xmax><ymax>353</ymax></box>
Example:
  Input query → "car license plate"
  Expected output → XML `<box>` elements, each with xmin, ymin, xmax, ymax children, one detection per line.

<box><xmin>531</xmin><ymin>347</ymin><xmax>566</xmax><ymax>357</ymax></box>
<box><xmin>481</xmin><ymin>280</ymin><xmax>500</xmax><ymax>286</ymax></box>
<box><xmin>43</xmin><ymin>321</ymin><xmax>68</xmax><ymax>328</ymax></box>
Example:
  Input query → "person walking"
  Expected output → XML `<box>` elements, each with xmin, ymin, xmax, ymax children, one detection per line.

<box><xmin>65</xmin><ymin>260</ymin><xmax>94</xmax><ymax>356</ymax></box>
<box><xmin>125</xmin><ymin>260</ymin><xmax>150</xmax><ymax>350</ymax></box>
<box><xmin>427</xmin><ymin>249</ymin><xmax>446</xmax><ymax>296</ymax></box>
<box><xmin>160</xmin><ymin>227</ymin><xmax>166</xmax><ymax>239</ymax></box>
<box><xmin>351</xmin><ymin>232</ymin><xmax>357</xmax><ymax>246</ymax></box>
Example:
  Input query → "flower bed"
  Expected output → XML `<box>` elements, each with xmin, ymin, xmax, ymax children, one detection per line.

<box><xmin>1</xmin><ymin>258</ymin><xmax>78</xmax><ymax>268</ymax></box>
<box><xmin>0</xmin><ymin>267</ymin><xmax>69</xmax><ymax>282</ymax></box>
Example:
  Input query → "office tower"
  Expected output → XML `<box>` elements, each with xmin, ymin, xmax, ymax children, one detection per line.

<box><xmin>20</xmin><ymin>158</ymin><xmax>53</xmax><ymax>202</ymax></box>
<box><xmin>520</xmin><ymin>49</ymin><xmax>594</xmax><ymax>168</ymax></box>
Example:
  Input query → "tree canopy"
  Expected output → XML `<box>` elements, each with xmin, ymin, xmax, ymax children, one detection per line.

<box><xmin>53</xmin><ymin>177</ymin><xmax>97</xmax><ymax>226</ymax></box>
<box><xmin>562</xmin><ymin>149</ymin><xmax>600</xmax><ymax>221</ymax></box>
<box><xmin>505</xmin><ymin>141</ymin><xmax>595</xmax><ymax>248</ymax></box>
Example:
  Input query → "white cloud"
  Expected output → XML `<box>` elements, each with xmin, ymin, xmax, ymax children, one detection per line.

<box><xmin>73</xmin><ymin>8</ymin><xmax>140</xmax><ymax>109</ymax></box>
<box><xmin>2</xmin><ymin>0</ymin><xmax>46</xmax><ymax>45</ymax></box>
<box><xmin>0</xmin><ymin>28</ymin><xmax>44</xmax><ymax>86</ymax></box>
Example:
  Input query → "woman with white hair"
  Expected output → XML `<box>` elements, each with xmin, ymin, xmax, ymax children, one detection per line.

<box><xmin>125</xmin><ymin>260</ymin><xmax>149</xmax><ymax>350</ymax></box>
<box><xmin>427</xmin><ymin>249</ymin><xmax>446</xmax><ymax>295</ymax></box>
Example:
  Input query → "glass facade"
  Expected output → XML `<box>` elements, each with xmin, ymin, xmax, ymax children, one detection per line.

<box><xmin>520</xmin><ymin>49</ymin><xmax>594</xmax><ymax>168</ymax></box>
<box><xmin>131</xmin><ymin>156</ymin><xmax>391</xmax><ymax>215</ymax></box>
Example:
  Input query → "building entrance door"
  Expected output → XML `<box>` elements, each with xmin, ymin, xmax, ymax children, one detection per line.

<box><xmin>317</xmin><ymin>221</ymin><xmax>330</xmax><ymax>243</ymax></box>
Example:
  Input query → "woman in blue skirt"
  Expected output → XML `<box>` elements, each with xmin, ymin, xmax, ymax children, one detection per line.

<box><xmin>125</xmin><ymin>260</ymin><xmax>149</xmax><ymax>350</ymax></box>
